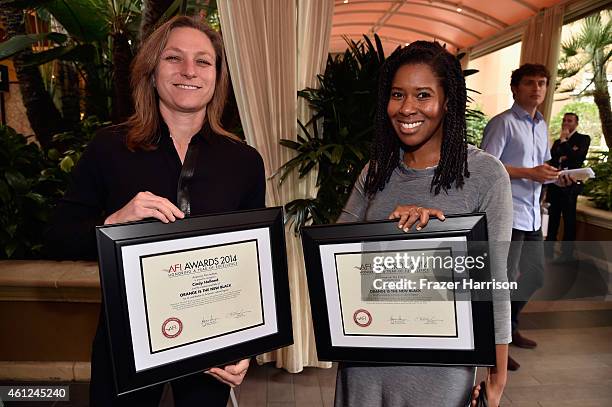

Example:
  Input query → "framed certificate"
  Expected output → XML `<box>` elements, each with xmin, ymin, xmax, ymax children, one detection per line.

<box><xmin>96</xmin><ymin>207</ymin><xmax>292</xmax><ymax>395</ymax></box>
<box><xmin>301</xmin><ymin>214</ymin><xmax>496</xmax><ymax>367</ymax></box>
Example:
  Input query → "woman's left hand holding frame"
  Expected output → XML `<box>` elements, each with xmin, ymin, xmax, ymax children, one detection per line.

<box><xmin>206</xmin><ymin>358</ymin><xmax>250</xmax><ymax>387</ymax></box>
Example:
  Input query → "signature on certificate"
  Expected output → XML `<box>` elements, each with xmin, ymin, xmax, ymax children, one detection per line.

<box><xmin>201</xmin><ymin>314</ymin><xmax>220</xmax><ymax>327</ymax></box>
<box><xmin>415</xmin><ymin>316</ymin><xmax>444</xmax><ymax>325</ymax></box>
<box><xmin>389</xmin><ymin>315</ymin><xmax>409</xmax><ymax>325</ymax></box>
<box><xmin>227</xmin><ymin>309</ymin><xmax>252</xmax><ymax>319</ymax></box>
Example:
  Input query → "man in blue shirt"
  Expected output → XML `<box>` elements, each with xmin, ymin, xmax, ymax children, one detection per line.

<box><xmin>481</xmin><ymin>64</ymin><xmax>559</xmax><ymax>371</ymax></box>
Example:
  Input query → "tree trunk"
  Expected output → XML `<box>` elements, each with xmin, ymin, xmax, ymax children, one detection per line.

<box><xmin>0</xmin><ymin>7</ymin><xmax>65</xmax><ymax>148</ymax></box>
<box><xmin>111</xmin><ymin>31</ymin><xmax>134</xmax><ymax>123</ymax></box>
<box><xmin>139</xmin><ymin>0</ymin><xmax>176</xmax><ymax>42</ymax></box>
<box><xmin>83</xmin><ymin>62</ymin><xmax>109</xmax><ymax>121</ymax></box>
<box><xmin>593</xmin><ymin>90</ymin><xmax>612</xmax><ymax>150</ymax></box>
<box><xmin>58</xmin><ymin>61</ymin><xmax>81</xmax><ymax>125</ymax></box>
<box><xmin>593</xmin><ymin>60</ymin><xmax>612</xmax><ymax>149</ymax></box>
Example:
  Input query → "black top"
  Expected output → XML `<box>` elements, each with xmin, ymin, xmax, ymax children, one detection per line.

<box><xmin>45</xmin><ymin>121</ymin><xmax>266</xmax><ymax>260</ymax></box>
<box><xmin>549</xmin><ymin>131</ymin><xmax>591</xmax><ymax>170</ymax></box>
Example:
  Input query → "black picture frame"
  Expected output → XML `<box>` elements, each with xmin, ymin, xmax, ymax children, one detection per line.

<box><xmin>96</xmin><ymin>207</ymin><xmax>292</xmax><ymax>395</ymax></box>
<box><xmin>301</xmin><ymin>213</ymin><xmax>496</xmax><ymax>367</ymax></box>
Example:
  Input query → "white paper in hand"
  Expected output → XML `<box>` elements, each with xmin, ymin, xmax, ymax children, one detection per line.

<box><xmin>560</xmin><ymin>167</ymin><xmax>595</xmax><ymax>181</ymax></box>
<box><xmin>545</xmin><ymin>167</ymin><xmax>595</xmax><ymax>184</ymax></box>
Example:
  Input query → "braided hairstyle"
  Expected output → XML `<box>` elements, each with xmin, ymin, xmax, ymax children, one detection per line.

<box><xmin>365</xmin><ymin>41</ymin><xmax>469</xmax><ymax>196</ymax></box>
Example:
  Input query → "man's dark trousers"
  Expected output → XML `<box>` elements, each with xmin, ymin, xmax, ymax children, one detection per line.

<box><xmin>508</xmin><ymin>228</ymin><xmax>545</xmax><ymax>332</ymax></box>
<box><xmin>546</xmin><ymin>183</ymin><xmax>582</xmax><ymax>255</ymax></box>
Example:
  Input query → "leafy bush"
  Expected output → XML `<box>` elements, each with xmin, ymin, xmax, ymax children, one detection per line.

<box><xmin>1</xmin><ymin>126</ymin><xmax>55</xmax><ymax>258</ymax></box>
<box><xmin>0</xmin><ymin>118</ymin><xmax>107</xmax><ymax>258</ymax></box>
<box><xmin>466</xmin><ymin>106</ymin><xmax>488</xmax><ymax>147</ymax></box>
<box><xmin>45</xmin><ymin>116</ymin><xmax>108</xmax><ymax>183</ymax></box>
<box><xmin>583</xmin><ymin>152</ymin><xmax>612</xmax><ymax>211</ymax></box>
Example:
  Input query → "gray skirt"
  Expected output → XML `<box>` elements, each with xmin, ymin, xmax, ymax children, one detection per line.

<box><xmin>334</xmin><ymin>364</ymin><xmax>476</xmax><ymax>407</ymax></box>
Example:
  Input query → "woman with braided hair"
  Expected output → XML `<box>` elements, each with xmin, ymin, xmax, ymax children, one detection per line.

<box><xmin>335</xmin><ymin>41</ymin><xmax>511</xmax><ymax>406</ymax></box>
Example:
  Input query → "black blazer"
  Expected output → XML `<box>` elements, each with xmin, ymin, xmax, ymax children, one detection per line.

<box><xmin>549</xmin><ymin>131</ymin><xmax>591</xmax><ymax>170</ymax></box>
<box><xmin>45</xmin><ymin>122</ymin><xmax>266</xmax><ymax>260</ymax></box>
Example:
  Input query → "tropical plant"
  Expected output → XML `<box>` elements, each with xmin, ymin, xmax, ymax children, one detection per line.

<box><xmin>0</xmin><ymin>125</ymin><xmax>53</xmax><ymax>258</ymax></box>
<box><xmin>46</xmin><ymin>116</ymin><xmax>110</xmax><ymax>181</ymax></box>
<box><xmin>140</xmin><ymin>0</ymin><xmax>177</xmax><ymax>41</ymax></box>
<box><xmin>0</xmin><ymin>118</ymin><xmax>107</xmax><ymax>259</ymax></box>
<box><xmin>279</xmin><ymin>35</ymin><xmax>388</xmax><ymax>233</ymax></box>
<box><xmin>140</xmin><ymin>0</ymin><xmax>219</xmax><ymax>40</ymax></box>
<box><xmin>466</xmin><ymin>107</ymin><xmax>488</xmax><ymax>147</ymax></box>
<box><xmin>459</xmin><ymin>55</ymin><xmax>487</xmax><ymax>148</ymax></box>
<box><xmin>583</xmin><ymin>152</ymin><xmax>612</xmax><ymax>211</ymax></box>
<box><xmin>557</xmin><ymin>10</ymin><xmax>612</xmax><ymax>148</ymax></box>
<box><xmin>0</xmin><ymin>0</ymin><xmax>146</xmax><ymax>139</ymax></box>
<box><xmin>0</xmin><ymin>6</ymin><xmax>66</xmax><ymax>148</ymax></box>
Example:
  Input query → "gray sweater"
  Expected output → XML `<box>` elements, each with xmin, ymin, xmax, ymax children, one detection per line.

<box><xmin>334</xmin><ymin>146</ymin><xmax>512</xmax><ymax>407</ymax></box>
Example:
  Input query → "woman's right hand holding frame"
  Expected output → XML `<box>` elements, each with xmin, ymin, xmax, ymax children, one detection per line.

<box><xmin>104</xmin><ymin>191</ymin><xmax>185</xmax><ymax>225</ymax></box>
<box><xmin>388</xmin><ymin>205</ymin><xmax>445</xmax><ymax>232</ymax></box>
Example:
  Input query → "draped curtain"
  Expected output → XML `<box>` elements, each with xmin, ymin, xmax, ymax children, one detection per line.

<box><xmin>218</xmin><ymin>0</ymin><xmax>334</xmax><ymax>372</ymax></box>
<box><xmin>520</xmin><ymin>4</ymin><xmax>565</xmax><ymax>122</ymax></box>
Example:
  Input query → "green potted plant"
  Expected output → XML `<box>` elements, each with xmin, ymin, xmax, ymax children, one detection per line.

<box><xmin>583</xmin><ymin>152</ymin><xmax>612</xmax><ymax>211</ymax></box>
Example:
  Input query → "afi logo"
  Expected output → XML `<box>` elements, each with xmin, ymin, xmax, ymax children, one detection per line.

<box><xmin>162</xmin><ymin>318</ymin><xmax>182</xmax><ymax>338</ymax></box>
<box><xmin>353</xmin><ymin>309</ymin><xmax>372</xmax><ymax>327</ymax></box>
<box><xmin>168</xmin><ymin>263</ymin><xmax>182</xmax><ymax>273</ymax></box>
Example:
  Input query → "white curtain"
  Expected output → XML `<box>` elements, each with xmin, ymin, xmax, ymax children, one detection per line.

<box><xmin>218</xmin><ymin>0</ymin><xmax>334</xmax><ymax>372</ymax></box>
<box><xmin>520</xmin><ymin>4</ymin><xmax>565</xmax><ymax>122</ymax></box>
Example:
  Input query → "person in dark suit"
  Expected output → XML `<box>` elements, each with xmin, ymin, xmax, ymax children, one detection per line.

<box><xmin>546</xmin><ymin>112</ymin><xmax>591</xmax><ymax>259</ymax></box>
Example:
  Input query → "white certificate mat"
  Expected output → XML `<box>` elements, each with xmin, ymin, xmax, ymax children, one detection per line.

<box><xmin>121</xmin><ymin>227</ymin><xmax>278</xmax><ymax>372</ymax></box>
<box><xmin>320</xmin><ymin>236</ymin><xmax>474</xmax><ymax>350</ymax></box>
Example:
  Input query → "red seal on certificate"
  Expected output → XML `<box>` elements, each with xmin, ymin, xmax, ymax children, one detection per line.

<box><xmin>162</xmin><ymin>317</ymin><xmax>183</xmax><ymax>338</ymax></box>
<box><xmin>353</xmin><ymin>309</ymin><xmax>372</xmax><ymax>327</ymax></box>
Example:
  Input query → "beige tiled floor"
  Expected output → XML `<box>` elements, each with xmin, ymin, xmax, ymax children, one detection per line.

<box><xmin>4</xmin><ymin>312</ymin><xmax>609</xmax><ymax>406</ymax></box>
<box><xmin>229</xmin><ymin>315</ymin><xmax>612</xmax><ymax>407</ymax></box>
<box><xmin>499</xmin><ymin>326</ymin><xmax>612</xmax><ymax>406</ymax></box>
